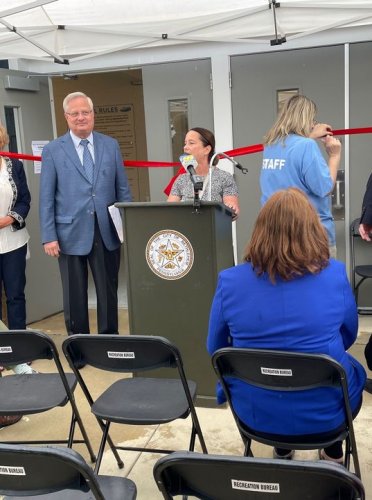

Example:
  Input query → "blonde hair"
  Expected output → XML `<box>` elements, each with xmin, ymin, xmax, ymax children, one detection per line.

<box><xmin>63</xmin><ymin>92</ymin><xmax>94</xmax><ymax>112</ymax></box>
<box><xmin>0</xmin><ymin>123</ymin><xmax>9</xmax><ymax>151</ymax></box>
<box><xmin>243</xmin><ymin>188</ymin><xmax>329</xmax><ymax>283</ymax></box>
<box><xmin>264</xmin><ymin>95</ymin><xmax>317</xmax><ymax>145</ymax></box>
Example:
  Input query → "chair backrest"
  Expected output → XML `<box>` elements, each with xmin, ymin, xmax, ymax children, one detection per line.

<box><xmin>212</xmin><ymin>348</ymin><xmax>348</xmax><ymax>392</ymax></box>
<box><xmin>154</xmin><ymin>452</ymin><xmax>365</xmax><ymax>500</ymax></box>
<box><xmin>0</xmin><ymin>329</ymin><xmax>61</xmax><ymax>366</ymax></box>
<box><xmin>63</xmin><ymin>334</ymin><xmax>195</xmax><ymax>409</ymax></box>
<box><xmin>0</xmin><ymin>443</ymin><xmax>105</xmax><ymax>499</ymax></box>
<box><xmin>211</xmin><ymin>348</ymin><xmax>357</xmax><ymax>462</ymax></box>
<box><xmin>63</xmin><ymin>334</ymin><xmax>182</xmax><ymax>373</ymax></box>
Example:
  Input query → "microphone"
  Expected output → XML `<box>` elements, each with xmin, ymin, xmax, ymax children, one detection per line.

<box><xmin>213</xmin><ymin>152</ymin><xmax>248</xmax><ymax>174</ymax></box>
<box><xmin>180</xmin><ymin>154</ymin><xmax>204</xmax><ymax>190</ymax></box>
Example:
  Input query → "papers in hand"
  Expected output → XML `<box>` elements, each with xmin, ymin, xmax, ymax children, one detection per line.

<box><xmin>108</xmin><ymin>205</ymin><xmax>124</xmax><ymax>243</ymax></box>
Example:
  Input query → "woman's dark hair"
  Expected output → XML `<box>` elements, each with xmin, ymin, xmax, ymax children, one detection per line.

<box><xmin>190</xmin><ymin>127</ymin><xmax>218</xmax><ymax>165</ymax></box>
<box><xmin>243</xmin><ymin>188</ymin><xmax>330</xmax><ymax>283</ymax></box>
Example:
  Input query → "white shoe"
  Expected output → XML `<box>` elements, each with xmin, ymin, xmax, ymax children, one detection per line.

<box><xmin>318</xmin><ymin>449</ymin><xmax>344</xmax><ymax>464</ymax></box>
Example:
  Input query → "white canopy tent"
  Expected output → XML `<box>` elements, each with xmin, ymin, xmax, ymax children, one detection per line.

<box><xmin>1</xmin><ymin>0</ymin><xmax>372</xmax><ymax>73</ymax></box>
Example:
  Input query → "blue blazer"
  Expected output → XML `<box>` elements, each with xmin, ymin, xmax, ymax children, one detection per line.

<box><xmin>39</xmin><ymin>131</ymin><xmax>132</xmax><ymax>255</ymax></box>
<box><xmin>207</xmin><ymin>260</ymin><xmax>366</xmax><ymax>436</ymax></box>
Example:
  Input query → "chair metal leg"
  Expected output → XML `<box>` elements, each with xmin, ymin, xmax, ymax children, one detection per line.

<box><xmin>189</xmin><ymin>426</ymin><xmax>196</xmax><ymax>452</ymax></box>
<box><xmin>348</xmin><ymin>434</ymin><xmax>361</xmax><ymax>479</ymax></box>
<box><xmin>68</xmin><ymin>397</ymin><xmax>96</xmax><ymax>463</ymax></box>
<box><xmin>196</xmin><ymin>428</ymin><xmax>208</xmax><ymax>454</ymax></box>
<box><xmin>94</xmin><ymin>421</ymin><xmax>124</xmax><ymax>474</ymax></box>
<box><xmin>94</xmin><ymin>421</ymin><xmax>111</xmax><ymax>474</ymax></box>
<box><xmin>189</xmin><ymin>411</ymin><xmax>208</xmax><ymax>453</ymax></box>
<box><xmin>94</xmin><ymin>416</ymin><xmax>124</xmax><ymax>469</ymax></box>
<box><xmin>67</xmin><ymin>414</ymin><xmax>76</xmax><ymax>448</ymax></box>
<box><xmin>244</xmin><ymin>438</ymin><xmax>253</xmax><ymax>457</ymax></box>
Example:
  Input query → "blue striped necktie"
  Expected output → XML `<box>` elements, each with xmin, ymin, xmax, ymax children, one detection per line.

<box><xmin>80</xmin><ymin>139</ymin><xmax>94</xmax><ymax>183</ymax></box>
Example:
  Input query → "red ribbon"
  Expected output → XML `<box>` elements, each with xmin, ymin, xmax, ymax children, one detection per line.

<box><xmin>163</xmin><ymin>126</ymin><xmax>372</xmax><ymax>195</ymax></box>
<box><xmin>0</xmin><ymin>151</ymin><xmax>178</xmax><ymax>168</ymax></box>
<box><xmin>332</xmin><ymin>126</ymin><xmax>372</xmax><ymax>136</ymax></box>
<box><xmin>1</xmin><ymin>126</ymin><xmax>371</xmax><ymax>170</ymax></box>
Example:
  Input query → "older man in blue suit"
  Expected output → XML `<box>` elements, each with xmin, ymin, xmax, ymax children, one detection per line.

<box><xmin>40</xmin><ymin>91</ymin><xmax>132</xmax><ymax>337</ymax></box>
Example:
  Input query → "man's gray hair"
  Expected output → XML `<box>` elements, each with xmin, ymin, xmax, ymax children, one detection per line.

<box><xmin>63</xmin><ymin>92</ymin><xmax>94</xmax><ymax>112</ymax></box>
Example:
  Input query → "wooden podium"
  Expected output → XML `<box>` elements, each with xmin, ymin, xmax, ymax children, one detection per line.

<box><xmin>116</xmin><ymin>201</ymin><xmax>234</xmax><ymax>406</ymax></box>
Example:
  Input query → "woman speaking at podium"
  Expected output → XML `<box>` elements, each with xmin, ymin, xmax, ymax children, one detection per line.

<box><xmin>167</xmin><ymin>127</ymin><xmax>240</xmax><ymax>219</ymax></box>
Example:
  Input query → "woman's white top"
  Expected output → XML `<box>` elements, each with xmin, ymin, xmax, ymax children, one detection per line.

<box><xmin>0</xmin><ymin>161</ymin><xmax>29</xmax><ymax>254</ymax></box>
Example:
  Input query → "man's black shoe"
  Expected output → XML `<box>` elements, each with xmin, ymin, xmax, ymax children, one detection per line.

<box><xmin>364</xmin><ymin>378</ymin><xmax>372</xmax><ymax>394</ymax></box>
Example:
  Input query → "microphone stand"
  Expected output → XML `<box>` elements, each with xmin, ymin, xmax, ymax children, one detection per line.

<box><xmin>218</xmin><ymin>151</ymin><xmax>248</xmax><ymax>174</ymax></box>
<box><xmin>209</xmin><ymin>152</ymin><xmax>220</xmax><ymax>202</ymax></box>
<box><xmin>186</xmin><ymin>166</ymin><xmax>204</xmax><ymax>212</ymax></box>
<box><xmin>210</xmin><ymin>152</ymin><xmax>247</xmax><ymax>219</ymax></box>
<box><xmin>193</xmin><ymin>185</ymin><xmax>201</xmax><ymax>212</ymax></box>
<box><xmin>190</xmin><ymin>176</ymin><xmax>203</xmax><ymax>212</ymax></box>
<box><xmin>208</xmin><ymin>151</ymin><xmax>248</xmax><ymax>205</ymax></box>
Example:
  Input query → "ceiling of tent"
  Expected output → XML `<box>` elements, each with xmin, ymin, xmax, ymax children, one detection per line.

<box><xmin>1</xmin><ymin>0</ymin><xmax>372</xmax><ymax>66</ymax></box>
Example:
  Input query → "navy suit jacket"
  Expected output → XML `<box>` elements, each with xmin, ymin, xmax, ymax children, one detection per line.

<box><xmin>360</xmin><ymin>171</ymin><xmax>372</xmax><ymax>225</ymax></box>
<box><xmin>207</xmin><ymin>260</ymin><xmax>366</xmax><ymax>435</ymax></box>
<box><xmin>3</xmin><ymin>157</ymin><xmax>31</xmax><ymax>230</ymax></box>
<box><xmin>39</xmin><ymin>131</ymin><xmax>131</xmax><ymax>255</ymax></box>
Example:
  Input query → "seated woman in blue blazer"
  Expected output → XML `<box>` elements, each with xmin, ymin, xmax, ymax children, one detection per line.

<box><xmin>207</xmin><ymin>187</ymin><xmax>366</xmax><ymax>463</ymax></box>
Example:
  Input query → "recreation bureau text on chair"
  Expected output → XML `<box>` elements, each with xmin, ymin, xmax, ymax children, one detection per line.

<box><xmin>153</xmin><ymin>451</ymin><xmax>365</xmax><ymax>500</ymax></box>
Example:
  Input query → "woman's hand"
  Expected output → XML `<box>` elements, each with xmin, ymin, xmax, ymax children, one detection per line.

<box><xmin>310</xmin><ymin>122</ymin><xmax>333</xmax><ymax>139</ymax></box>
<box><xmin>223</xmin><ymin>196</ymin><xmax>240</xmax><ymax>220</ymax></box>
<box><xmin>0</xmin><ymin>215</ymin><xmax>14</xmax><ymax>229</ymax></box>
<box><xmin>323</xmin><ymin>135</ymin><xmax>342</xmax><ymax>157</ymax></box>
<box><xmin>359</xmin><ymin>223</ymin><xmax>372</xmax><ymax>242</ymax></box>
<box><xmin>167</xmin><ymin>195</ymin><xmax>181</xmax><ymax>202</ymax></box>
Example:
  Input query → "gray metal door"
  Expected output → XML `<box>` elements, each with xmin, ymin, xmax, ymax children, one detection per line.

<box><xmin>230</xmin><ymin>46</ymin><xmax>345</xmax><ymax>260</ymax></box>
<box><xmin>142</xmin><ymin>59</ymin><xmax>214</xmax><ymax>201</ymax></box>
<box><xmin>0</xmin><ymin>71</ymin><xmax>63</xmax><ymax>323</ymax></box>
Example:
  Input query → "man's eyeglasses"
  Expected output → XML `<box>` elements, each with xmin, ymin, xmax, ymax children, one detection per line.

<box><xmin>66</xmin><ymin>111</ymin><xmax>93</xmax><ymax>118</ymax></box>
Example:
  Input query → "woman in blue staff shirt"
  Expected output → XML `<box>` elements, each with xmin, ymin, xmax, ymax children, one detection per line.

<box><xmin>260</xmin><ymin>95</ymin><xmax>341</xmax><ymax>257</ymax></box>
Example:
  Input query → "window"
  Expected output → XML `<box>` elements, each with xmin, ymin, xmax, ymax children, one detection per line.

<box><xmin>276</xmin><ymin>88</ymin><xmax>299</xmax><ymax>113</ymax></box>
<box><xmin>4</xmin><ymin>106</ymin><xmax>20</xmax><ymax>153</ymax></box>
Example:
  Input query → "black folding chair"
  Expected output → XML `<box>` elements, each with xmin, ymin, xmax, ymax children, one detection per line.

<box><xmin>62</xmin><ymin>335</ymin><xmax>207</xmax><ymax>473</ymax></box>
<box><xmin>212</xmin><ymin>348</ymin><xmax>361</xmax><ymax>478</ymax></box>
<box><xmin>0</xmin><ymin>443</ymin><xmax>137</xmax><ymax>499</ymax></box>
<box><xmin>350</xmin><ymin>217</ymin><xmax>372</xmax><ymax>314</ymax></box>
<box><xmin>0</xmin><ymin>330</ymin><xmax>95</xmax><ymax>462</ymax></box>
<box><xmin>154</xmin><ymin>451</ymin><xmax>365</xmax><ymax>500</ymax></box>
